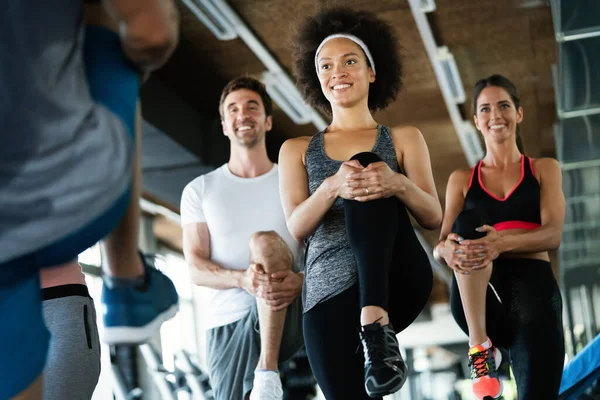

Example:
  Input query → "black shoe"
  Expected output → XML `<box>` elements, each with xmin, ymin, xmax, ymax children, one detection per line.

<box><xmin>360</xmin><ymin>320</ymin><xmax>408</xmax><ymax>397</ymax></box>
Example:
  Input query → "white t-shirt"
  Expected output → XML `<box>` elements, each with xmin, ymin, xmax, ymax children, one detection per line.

<box><xmin>180</xmin><ymin>164</ymin><xmax>304</xmax><ymax>330</ymax></box>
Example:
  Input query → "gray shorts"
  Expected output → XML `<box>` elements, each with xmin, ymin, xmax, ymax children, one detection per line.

<box><xmin>206</xmin><ymin>296</ymin><xmax>304</xmax><ymax>400</ymax></box>
<box><xmin>42</xmin><ymin>285</ymin><xmax>101</xmax><ymax>400</ymax></box>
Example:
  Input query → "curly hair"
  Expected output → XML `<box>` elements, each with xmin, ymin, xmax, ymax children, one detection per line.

<box><xmin>293</xmin><ymin>7</ymin><xmax>402</xmax><ymax>115</ymax></box>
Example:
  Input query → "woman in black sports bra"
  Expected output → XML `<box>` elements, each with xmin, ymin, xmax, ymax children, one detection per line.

<box><xmin>434</xmin><ymin>75</ymin><xmax>565</xmax><ymax>400</ymax></box>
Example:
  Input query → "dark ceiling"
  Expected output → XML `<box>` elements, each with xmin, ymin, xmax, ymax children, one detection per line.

<box><xmin>149</xmin><ymin>0</ymin><xmax>558</xmax><ymax>199</ymax></box>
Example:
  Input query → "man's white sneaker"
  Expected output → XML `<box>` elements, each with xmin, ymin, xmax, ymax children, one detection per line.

<box><xmin>249</xmin><ymin>370</ymin><xmax>283</xmax><ymax>400</ymax></box>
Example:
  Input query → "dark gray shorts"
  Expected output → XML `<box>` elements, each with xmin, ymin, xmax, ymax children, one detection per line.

<box><xmin>206</xmin><ymin>296</ymin><xmax>304</xmax><ymax>400</ymax></box>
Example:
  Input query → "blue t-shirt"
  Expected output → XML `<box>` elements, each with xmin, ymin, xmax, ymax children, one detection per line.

<box><xmin>0</xmin><ymin>1</ymin><xmax>132</xmax><ymax>264</ymax></box>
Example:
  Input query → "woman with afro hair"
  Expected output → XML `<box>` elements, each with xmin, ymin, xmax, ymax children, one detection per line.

<box><xmin>279</xmin><ymin>7</ymin><xmax>442</xmax><ymax>399</ymax></box>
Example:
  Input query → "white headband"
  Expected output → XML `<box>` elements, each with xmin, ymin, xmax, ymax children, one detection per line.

<box><xmin>314</xmin><ymin>33</ymin><xmax>376</xmax><ymax>75</ymax></box>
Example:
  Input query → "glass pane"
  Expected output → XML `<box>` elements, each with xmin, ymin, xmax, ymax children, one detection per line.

<box><xmin>78</xmin><ymin>243</ymin><xmax>102</xmax><ymax>267</ymax></box>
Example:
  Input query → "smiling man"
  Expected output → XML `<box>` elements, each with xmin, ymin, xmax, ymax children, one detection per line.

<box><xmin>180</xmin><ymin>76</ymin><xmax>305</xmax><ymax>400</ymax></box>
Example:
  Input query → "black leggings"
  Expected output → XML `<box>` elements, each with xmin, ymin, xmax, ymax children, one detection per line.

<box><xmin>450</xmin><ymin>260</ymin><xmax>564</xmax><ymax>399</ymax></box>
<box><xmin>303</xmin><ymin>152</ymin><xmax>433</xmax><ymax>400</ymax></box>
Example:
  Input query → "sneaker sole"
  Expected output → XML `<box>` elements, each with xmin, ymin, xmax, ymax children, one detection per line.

<box><xmin>480</xmin><ymin>380</ymin><xmax>503</xmax><ymax>400</ymax></box>
<box><xmin>365</xmin><ymin>372</ymin><xmax>407</xmax><ymax>398</ymax></box>
<box><xmin>102</xmin><ymin>303</ymin><xmax>179</xmax><ymax>344</ymax></box>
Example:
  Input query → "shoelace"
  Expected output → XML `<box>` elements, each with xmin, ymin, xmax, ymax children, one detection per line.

<box><xmin>469</xmin><ymin>349</ymin><xmax>495</xmax><ymax>379</ymax></box>
<box><xmin>362</xmin><ymin>328</ymin><xmax>388</xmax><ymax>364</ymax></box>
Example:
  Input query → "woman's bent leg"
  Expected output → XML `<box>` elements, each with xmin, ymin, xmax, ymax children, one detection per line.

<box><xmin>303</xmin><ymin>286</ymin><xmax>380</xmax><ymax>400</ymax></box>
<box><xmin>343</xmin><ymin>152</ymin><xmax>410</xmax><ymax>396</ymax></box>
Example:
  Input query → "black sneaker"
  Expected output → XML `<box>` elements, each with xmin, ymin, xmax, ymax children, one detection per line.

<box><xmin>360</xmin><ymin>320</ymin><xmax>407</xmax><ymax>397</ymax></box>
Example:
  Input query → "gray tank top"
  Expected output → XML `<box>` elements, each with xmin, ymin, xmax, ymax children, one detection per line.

<box><xmin>303</xmin><ymin>125</ymin><xmax>399</xmax><ymax>312</ymax></box>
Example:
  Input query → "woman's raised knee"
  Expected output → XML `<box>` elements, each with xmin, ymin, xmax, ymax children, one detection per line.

<box><xmin>349</xmin><ymin>152</ymin><xmax>382</xmax><ymax>168</ymax></box>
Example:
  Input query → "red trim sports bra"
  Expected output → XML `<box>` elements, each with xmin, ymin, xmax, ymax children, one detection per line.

<box><xmin>464</xmin><ymin>156</ymin><xmax>541</xmax><ymax>232</ymax></box>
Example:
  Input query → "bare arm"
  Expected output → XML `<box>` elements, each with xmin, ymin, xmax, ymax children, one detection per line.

<box><xmin>392</xmin><ymin>126</ymin><xmax>443</xmax><ymax>230</ymax></box>
<box><xmin>99</xmin><ymin>0</ymin><xmax>180</xmax><ymax>71</ymax></box>
<box><xmin>183</xmin><ymin>222</ymin><xmax>251</xmax><ymax>290</ymax></box>
<box><xmin>494</xmin><ymin>158</ymin><xmax>565</xmax><ymax>253</ymax></box>
<box><xmin>433</xmin><ymin>169</ymin><xmax>471</xmax><ymax>267</ymax></box>
<box><xmin>278</xmin><ymin>137</ymin><xmax>340</xmax><ymax>241</ymax></box>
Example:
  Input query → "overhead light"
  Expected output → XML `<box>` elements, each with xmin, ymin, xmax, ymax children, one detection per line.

<box><xmin>458</xmin><ymin>121</ymin><xmax>484</xmax><ymax>166</ymax></box>
<box><xmin>262</xmin><ymin>71</ymin><xmax>328</xmax><ymax>129</ymax></box>
<box><xmin>408</xmin><ymin>0</ymin><xmax>474</xmax><ymax>165</ymax></box>
<box><xmin>408</xmin><ymin>0</ymin><xmax>476</xmax><ymax>166</ymax></box>
<box><xmin>420</xmin><ymin>0</ymin><xmax>437</xmax><ymax>13</ymax></box>
<box><xmin>184</xmin><ymin>0</ymin><xmax>328</xmax><ymax>130</ymax></box>
<box><xmin>181</xmin><ymin>0</ymin><xmax>238</xmax><ymax>41</ymax></box>
<box><xmin>262</xmin><ymin>72</ymin><xmax>309</xmax><ymax>125</ymax></box>
<box><xmin>518</xmin><ymin>0</ymin><xmax>545</xmax><ymax>8</ymax></box>
<box><xmin>437</xmin><ymin>46</ymin><xmax>466</xmax><ymax>104</ymax></box>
